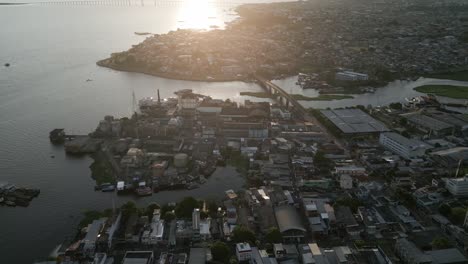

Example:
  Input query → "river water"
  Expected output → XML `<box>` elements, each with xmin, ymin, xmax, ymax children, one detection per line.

<box><xmin>0</xmin><ymin>1</ymin><xmax>466</xmax><ymax>263</ymax></box>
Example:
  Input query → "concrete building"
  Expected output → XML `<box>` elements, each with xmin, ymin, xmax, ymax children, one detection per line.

<box><xmin>274</xmin><ymin>205</ymin><xmax>306</xmax><ymax>243</ymax></box>
<box><xmin>379</xmin><ymin>132</ymin><xmax>430</xmax><ymax>159</ymax></box>
<box><xmin>176</xmin><ymin>89</ymin><xmax>198</xmax><ymax>110</ymax></box>
<box><xmin>445</xmin><ymin>177</ymin><xmax>468</xmax><ymax>197</ymax></box>
<box><xmin>236</xmin><ymin>243</ymin><xmax>252</xmax><ymax>262</ymax></box>
<box><xmin>82</xmin><ymin>218</ymin><xmax>107</xmax><ymax>257</ymax></box>
<box><xmin>335</xmin><ymin>166</ymin><xmax>366</xmax><ymax>176</ymax></box>
<box><xmin>340</xmin><ymin>174</ymin><xmax>353</xmax><ymax>189</ymax></box>
<box><xmin>404</xmin><ymin>113</ymin><xmax>454</xmax><ymax>136</ymax></box>
<box><xmin>192</xmin><ymin>208</ymin><xmax>201</xmax><ymax>241</ymax></box>
<box><xmin>335</xmin><ymin>71</ymin><xmax>369</xmax><ymax>81</ymax></box>
<box><xmin>321</xmin><ymin>109</ymin><xmax>388</xmax><ymax>135</ymax></box>
<box><xmin>122</xmin><ymin>251</ymin><xmax>154</xmax><ymax>264</ymax></box>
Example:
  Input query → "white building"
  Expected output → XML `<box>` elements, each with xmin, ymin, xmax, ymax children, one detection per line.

<box><xmin>335</xmin><ymin>166</ymin><xmax>366</xmax><ymax>176</ymax></box>
<box><xmin>199</xmin><ymin>220</ymin><xmax>211</xmax><ymax>241</ymax></box>
<box><xmin>335</xmin><ymin>71</ymin><xmax>369</xmax><ymax>81</ymax></box>
<box><xmin>340</xmin><ymin>174</ymin><xmax>353</xmax><ymax>189</ymax></box>
<box><xmin>445</xmin><ymin>177</ymin><xmax>468</xmax><ymax>197</ymax></box>
<box><xmin>142</xmin><ymin>210</ymin><xmax>165</xmax><ymax>245</ymax></box>
<box><xmin>379</xmin><ymin>132</ymin><xmax>430</xmax><ymax>159</ymax></box>
<box><xmin>236</xmin><ymin>243</ymin><xmax>252</xmax><ymax>262</ymax></box>
<box><xmin>192</xmin><ymin>208</ymin><xmax>201</xmax><ymax>241</ymax></box>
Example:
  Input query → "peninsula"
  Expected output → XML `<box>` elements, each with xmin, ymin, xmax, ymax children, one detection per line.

<box><xmin>97</xmin><ymin>0</ymin><xmax>468</xmax><ymax>87</ymax></box>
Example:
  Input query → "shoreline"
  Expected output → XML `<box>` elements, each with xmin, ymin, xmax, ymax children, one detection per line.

<box><xmin>96</xmin><ymin>59</ymin><xmax>255</xmax><ymax>83</ymax></box>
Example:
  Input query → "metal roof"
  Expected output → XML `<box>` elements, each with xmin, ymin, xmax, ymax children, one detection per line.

<box><xmin>321</xmin><ymin>109</ymin><xmax>388</xmax><ymax>134</ymax></box>
<box><xmin>274</xmin><ymin>205</ymin><xmax>306</xmax><ymax>233</ymax></box>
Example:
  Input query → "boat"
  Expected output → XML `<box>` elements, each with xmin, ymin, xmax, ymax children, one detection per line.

<box><xmin>4</xmin><ymin>63</ymin><xmax>10</xmax><ymax>67</ymax></box>
<box><xmin>5</xmin><ymin>201</ymin><xmax>16</xmax><ymax>207</ymax></box>
<box><xmin>134</xmin><ymin>32</ymin><xmax>152</xmax><ymax>36</ymax></box>
<box><xmin>136</xmin><ymin>187</ymin><xmax>152</xmax><ymax>196</ymax></box>
<box><xmin>101</xmin><ymin>185</ymin><xmax>116</xmax><ymax>192</ymax></box>
<box><xmin>186</xmin><ymin>183</ymin><xmax>199</xmax><ymax>190</ymax></box>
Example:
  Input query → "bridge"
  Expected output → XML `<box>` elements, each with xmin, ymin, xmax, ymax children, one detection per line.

<box><xmin>254</xmin><ymin>75</ymin><xmax>309</xmax><ymax>120</ymax></box>
<box><xmin>255</xmin><ymin>75</ymin><xmax>348</xmax><ymax>150</ymax></box>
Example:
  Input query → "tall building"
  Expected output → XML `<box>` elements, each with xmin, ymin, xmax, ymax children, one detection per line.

<box><xmin>192</xmin><ymin>208</ymin><xmax>201</xmax><ymax>241</ymax></box>
<box><xmin>445</xmin><ymin>177</ymin><xmax>468</xmax><ymax>197</ymax></box>
<box><xmin>379</xmin><ymin>132</ymin><xmax>430</xmax><ymax>159</ymax></box>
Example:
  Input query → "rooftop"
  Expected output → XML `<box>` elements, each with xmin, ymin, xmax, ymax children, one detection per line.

<box><xmin>321</xmin><ymin>109</ymin><xmax>388</xmax><ymax>134</ymax></box>
<box><xmin>274</xmin><ymin>205</ymin><xmax>306</xmax><ymax>233</ymax></box>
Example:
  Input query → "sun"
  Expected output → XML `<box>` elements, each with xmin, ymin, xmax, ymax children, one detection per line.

<box><xmin>176</xmin><ymin>0</ymin><xmax>221</xmax><ymax>30</ymax></box>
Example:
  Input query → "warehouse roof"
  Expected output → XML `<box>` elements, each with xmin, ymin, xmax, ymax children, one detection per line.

<box><xmin>321</xmin><ymin>109</ymin><xmax>388</xmax><ymax>134</ymax></box>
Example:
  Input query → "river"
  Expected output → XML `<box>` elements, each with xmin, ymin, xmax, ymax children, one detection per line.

<box><xmin>0</xmin><ymin>1</ymin><xmax>466</xmax><ymax>263</ymax></box>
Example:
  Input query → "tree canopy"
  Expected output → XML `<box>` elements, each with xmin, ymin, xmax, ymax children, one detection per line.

<box><xmin>432</xmin><ymin>237</ymin><xmax>451</xmax><ymax>250</ymax></box>
<box><xmin>211</xmin><ymin>242</ymin><xmax>231</xmax><ymax>263</ymax></box>
<box><xmin>175</xmin><ymin>197</ymin><xmax>199</xmax><ymax>219</ymax></box>
<box><xmin>232</xmin><ymin>226</ymin><xmax>256</xmax><ymax>244</ymax></box>
<box><xmin>265</xmin><ymin>228</ymin><xmax>282</xmax><ymax>244</ymax></box>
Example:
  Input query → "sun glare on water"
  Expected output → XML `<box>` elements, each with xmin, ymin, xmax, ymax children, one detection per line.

<box><xmin>177</xmin><ymin>0</ymin><xmax>222</xmax><ymax>30</ymax></box>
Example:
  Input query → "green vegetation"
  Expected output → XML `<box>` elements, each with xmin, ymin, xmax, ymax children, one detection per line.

<box><xmin>175</xmin><ymin>197</ymin><xmax>199</xmax><ymax>219</ymax></box>
<box><xmin>265</xmin><ymin>228</ymin><xmax>283</xmax><ymax>243</ymax></box>
<box><xmin>414</xmin><ymin>85</ymin><xmax>468</xmax><ymax>99</ymax></box>
<box><xmin>292</xmin><ymin>94</ymin><xmax>354</xmax><ymax>101</ymax></box>
<box><xmin>145</xmin><ymin>203</ymin><xmax>161</xmax><ymax>220</ymax></box>
<box><xmin>395</xmin><ymin>188</ymin><xmax>416</xmax><ymax>209</ymax></box>
<box><xmin>389</xmin><ymin>102</ymin><xmax>403</xmax><ymax>110</ymax></box>
<box><xmin>121</xmin><ymin>201</ymin><xmax>138</xmax><ymax>219</ymax></box>
<box><xmin>89</xmin><ymin>153</ymin><xmax>115</xmax><ymax>185</ymax></box>
<box><xmin>425</xmin><ymin>70</ymin><xmax>468</xmax><ymax>82</ymax></box>
<box><xmin>211</xmin><ymin>242</ymin><xmax>232</xmax><ymax>263</ymax></box>
<box><xmin>334</xmin><ymin>197</ymin><xmax>362</xmax><ymax>213</ymax></box>
<box><xmin>79</xmin><ymin>209</ymin><xmax>112</xmax><ymax>228</ymax></box>
<box><xmin>232</xmin><ymin>226</ymin><xmax>256</xmax><ymax>244</ymax></box>
<box><xmin>450</xmin><ymin>207</ymin><xmax>467</xmax><ymax>225</ymax></box>
<box><xmin>431</xmin><ymin>237</ymin><xmax>451</xmax><ymax>250</ymax></box>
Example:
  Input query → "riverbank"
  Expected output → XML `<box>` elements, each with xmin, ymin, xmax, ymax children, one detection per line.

<box><xmin>96</xmin><ymin>59</ymin><xmax>249</xmax><ymax>82</ymax></box>
<box><xmin>425</xmin><ymin>70</ymin><xmax>468</xmax><ymax>82</ymax></box>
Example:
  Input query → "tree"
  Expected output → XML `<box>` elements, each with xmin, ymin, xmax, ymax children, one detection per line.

<box><xmin>163</xmin><ymin>211</ymin><xmax>176</xmax><ymax>222</ymax></box>
<box><xmin>211</xmin><ymin>242</ymin><xmax>231</xmax><ymax>263</ymax></box>
<box><xmin>399</xmin><ymin>118</ymin><xmax>407</xmax><ymax>126</ymax></box>
<box><xmin>175</xmin><ymin>197</ymin><xmax>199</xmax><ymax>219</ymax></box>
<box><xmin>438</xmin><ymin>204</ymin><xmax>451</xmax><ymax>217</ymax></box>
<box><xmin>232</xmin><ymin>226</ymin><xmax>256</xmax><ymax>244</ymax></box>
<box><xmin>432</xmin><ymin>237</ymin><xmax>451</xmax><ymax>249</ymax></box>
<box><xmin>146</xmin><ymin>202</ymin><xmax>161</xmax><ymax>220</ymax></box>
<box><xmin>389</xmin><ymin>102</ymin><xmax>402</xmax><ymax>110</ymax></box>
<box><xmin>334</xmin><ymin>197</ymin><xmax>362</xmax><ymax>213</ymax></box>
<box><xmin>265</xmin><ymin>228</ymin><xmax>282</xmax><ymax>244</ymax></box>
<box><xmin>121</xmin><ymin>201</ymin><xmax>138</xmax><ymax>219</ymax></box>
<box><xmin>450</xmin><ymin>207</ymin><xmax>467</xmax><ymax>225</ymax></box>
